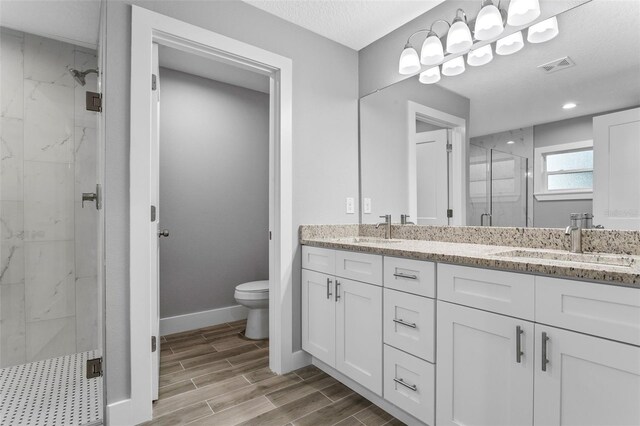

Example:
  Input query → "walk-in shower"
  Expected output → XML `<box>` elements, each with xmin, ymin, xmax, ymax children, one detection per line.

<box><xmin>0</xmin><ymin>27</ymin><xmax>105</xmax><ymax>425</ymax></box>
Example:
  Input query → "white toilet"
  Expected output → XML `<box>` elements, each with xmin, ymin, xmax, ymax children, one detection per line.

<box><xmin>234</xmin><ymin>280</ymin><xmax>269</xmax><ymax>340</ymax></box>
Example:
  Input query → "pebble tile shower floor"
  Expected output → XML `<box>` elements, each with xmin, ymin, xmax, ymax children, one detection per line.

<box><xmin>0</xmin><ymin>350</ymin><xmax>102</xmax><ymax>425</ymax></box>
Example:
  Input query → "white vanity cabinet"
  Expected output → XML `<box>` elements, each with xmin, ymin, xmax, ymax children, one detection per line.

<box><xmin>301</xmin><ymin>246</ymin><xmax>383</xmax><ymax>395</ymax></box>
<box><xmin>436</xmin><ymin>301</ymin><xmax>535</xmax><ymax>426</ymax></box>
<box><xmin>302</xmin><ymin>244</ymin><xmax>640</xmax><ymax>426</ymax></box>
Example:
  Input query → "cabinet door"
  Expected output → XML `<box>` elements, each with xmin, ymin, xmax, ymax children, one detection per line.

<box><xmin>301</xmin><ymin>269</ymin><xmax>336</xmax><ymax>367</ymax></box>
<box><xmin>335</xmin><ymin>277</ymin><xmax>383</xmax><ymax>395</ymax></box>
<box><xmin>437</xmin><ymin>301</ymin><xmax>534</xmax><ymax>426</ymax></box>
<box><xmin>534</xmin><ymin>325</ymin><xmax>640</xmax><ymax>426</ymax></box>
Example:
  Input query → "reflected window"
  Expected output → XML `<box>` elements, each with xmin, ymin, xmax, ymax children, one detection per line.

<box><xmin>534</xmin><ymin>140</ymin><xmax>594</xmax><ymax>201</ymax></box>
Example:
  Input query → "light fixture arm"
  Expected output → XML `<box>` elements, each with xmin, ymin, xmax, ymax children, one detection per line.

<box><xmin>453</xmin><ymin>8</ymin><xmax>468</xmax><ymax>24</ymax></box>
<box><xmin>405</xmin><ymin>19</ymin><xmax>451</xmax><ymax>45</ymax></box>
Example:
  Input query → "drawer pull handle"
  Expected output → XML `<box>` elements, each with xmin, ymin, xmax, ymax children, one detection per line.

<box><xmin>515</xmin><ymin>325</ymin><xmax>524</xmax><ymax>364</ymax></box>
<box><xmin>326</xmin><ymin>278</ymin><xmax>333</xmax><ymax>300</ymax></box>
<box><xmin>393</xmin><ymin>272</ymin><xmax>418</xmax><ymax>280</ymax></box>
<box><xmin>335</xmin><ymin>280</ymin><xmax>341</xmax><ymax>302</ymax></box>
<box><xmin>394</xmin><ymin>378</ymin><xmax>418</xmax><ymax>392</ymax></box>
<box><xmin>393</xmin><ymin>318</ymin><xmax>417</xmax><ymax>329</ymax></box>
<box><xmin>541</xmin><ymin>332</ymin><xmax>550</xmax><ymax>372</ymax></box>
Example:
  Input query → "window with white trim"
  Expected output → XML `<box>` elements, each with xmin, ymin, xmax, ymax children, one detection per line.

<box><xmin>534</xmin><ymin>140</ymin><xmax>593</xmax><ymax>201</ymax></box>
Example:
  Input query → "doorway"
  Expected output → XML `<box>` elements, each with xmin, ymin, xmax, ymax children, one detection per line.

<box><xmin>129</xmin><ymin>6</ymin><xmax>295</xmax><ymax>424</ymax></box>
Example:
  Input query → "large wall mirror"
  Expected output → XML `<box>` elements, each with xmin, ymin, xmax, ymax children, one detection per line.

<box><xmin>359</xmin><ymin>0</ymin><xmax>640</xmax><ymax>230</ymax></box>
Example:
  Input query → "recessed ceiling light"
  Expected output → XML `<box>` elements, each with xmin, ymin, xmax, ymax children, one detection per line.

<box><xmin>507</xmin><ymin>140</ymin><xmax>515</xmax><ymax>145</ymax></box>
<box><xmin>562</xmin><ymin>102</ymin><xmax>577</xmax><ymax>109</ymax></box>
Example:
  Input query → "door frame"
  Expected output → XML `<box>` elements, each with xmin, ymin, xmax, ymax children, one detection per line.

<box><xmin>407</xmin><ymin>101</ymin><xmax>467</xmax><ymax>225</ymax></box>
<box><xmin>129</xmin><ymin>6</ymin><xmax>294</xmax><ymax>424</ymax></box>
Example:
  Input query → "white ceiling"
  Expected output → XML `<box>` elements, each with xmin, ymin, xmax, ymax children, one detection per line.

<box><xmin>0</xmin><ymin>0</ymin><xmax>101</xmax><ymax>49</ymax></box>
<box><xmin>158</xmin><ymin>45</ymin><xmax>270</xmax><ymax>94</ymax></box>
<box><xmin>242</xmin><ymin>0</ymin><xmax>446</xmax><ymax>50</ymax></box>
<box><xmin>434</xmin><ymin>0</ymin><xmax>640</xmax><ymax>137</ymax></box>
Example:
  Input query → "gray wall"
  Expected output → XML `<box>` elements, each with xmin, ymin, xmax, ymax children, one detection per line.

<box><xmin>105</xmin><ymin>0</ymin><xmax>359</xmax><ymax>404</ymax></box>
<box><xmin>158</xmin><ymin>67</ymin><xmax>269</xmax><ymax>319</ymax></box>
<box><xmin>533</xmin><ymin>114</ymin><xmax>593</xmax><ymax>228</ymax></box>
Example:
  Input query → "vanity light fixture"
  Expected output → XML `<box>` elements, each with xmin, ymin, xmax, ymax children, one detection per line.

<box><xmin>562</xmin><ymin>102</ymin><xmax>577</xmax><ymax>109</ymax></box>
<box><xmin>419</xmin><ymin>66</ymin><xmax>441</xmax><ymax>84</ymax></box>
<box><xmin>475</xmin><ymin>0</ymin><xmax>505</xmax><ymax>41</ymax></box>
<box><xmin>527</xmin><ymin>16</ymin><xmax>559</xmax><ymax>43</ymax></box>
<box><xmin>447</xmin><ymin>9</ymin><xmax>473</xmax><ymax>54</ymax></box>
<box><xmin>442</xmin><ymin>56</ymin><xmax>466</xmax><ymax>76</ymax></box>
<box><xmin>496</xmin><ymin>30</ymin><xmax>524</xmax><ymax>55</ymax></box>
<box><xmin>399</xmin><ymin>0</ymin><xmax>558</xmax><ymax>83</ymax></box>
<box><xmin>398</xmin><ymin>43</ymin><xmax>421</xmax><ymax>75</ymax></box>
<box><xmin>467</xmin><ymin>44</ymin><xmax>494</xmax><ymax>67</ymax></box>
<box><xmin>507</xmin><ymin>0</ymin><xmax>541</xmax><ymax>27</ymax></box>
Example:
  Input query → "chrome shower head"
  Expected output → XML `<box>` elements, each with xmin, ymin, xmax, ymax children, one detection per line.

<box><xmin>69</xmin><ymin>68</ymin><xmax>98</xmax><ymax>86</ymax></box>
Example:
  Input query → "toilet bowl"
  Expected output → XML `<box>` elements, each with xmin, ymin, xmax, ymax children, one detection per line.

<box><xmin>234</xmin><ymin>280</ymin><xmax>269</xmax><ymax>340</ymax></box>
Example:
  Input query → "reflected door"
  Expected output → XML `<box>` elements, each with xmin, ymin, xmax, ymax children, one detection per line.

<box><xmin>491</xmin><ymin>150</ymin><xmax>528</xmax><ymax>227</ymax></box>
<box><xmin>411</xmin><ymin>129</ymin><xmax>449</xmax><ymax>225</ymax></box>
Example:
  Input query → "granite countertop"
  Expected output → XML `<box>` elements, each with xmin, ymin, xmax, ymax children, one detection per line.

<box><xmin>300</xmin><ymin>236</ymin><xmax>640</xmax><ymax>288</ymax></box>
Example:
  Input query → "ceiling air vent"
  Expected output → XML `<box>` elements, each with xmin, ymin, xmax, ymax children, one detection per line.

<box><xmin>538</xmin><ymin>56</ymin><xmax>575</xmax><ymax>74</ymax></box>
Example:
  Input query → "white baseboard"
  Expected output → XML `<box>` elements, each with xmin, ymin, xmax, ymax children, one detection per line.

<box><xmin>160</xmin><ymin>305</ymin><xmax>248</xmax><ymax>336</ymax></box>
<box><xmin>106</xmin><ymin>398</ymin><xmax>132</xmax><ymax>426</ymax></box>
<box><xmin>312</xmin><ymin>358</ymin><xmax>426</xmax><ymax>426</ymax></box>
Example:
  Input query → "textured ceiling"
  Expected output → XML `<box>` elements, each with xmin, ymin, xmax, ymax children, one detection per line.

<box><xmin>0</xmin><ymin>0</ymin><xmax>101</xmax><ymax>49</ymax></box>
<box><xmin>242</xmin><ymin>0</ymin><xmax>446</xmax><ymax>50</ymax></box>
<box><xmin>434</xmin><ymin>0</ymin><xmax>640</xmax><ymax>137</ymax></box>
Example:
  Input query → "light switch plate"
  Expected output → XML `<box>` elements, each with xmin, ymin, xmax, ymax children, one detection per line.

<box><xmin>364</xmin><ymin>198</ymin><xmax>372</xmax><ymax>214</ymax></box>
<box><xmin>346</xmin><ymin>197</ymin><xmax>355</xmax><ymax>214</ymax></box>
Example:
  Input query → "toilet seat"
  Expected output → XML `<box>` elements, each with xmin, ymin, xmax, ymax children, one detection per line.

<box><xmin>235</xmin><ymin>280</ymin><xmax>269</xmax><ymax>300</ymax></box>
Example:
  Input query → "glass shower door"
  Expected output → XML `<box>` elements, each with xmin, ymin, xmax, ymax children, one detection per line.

<box><xmin>0</xmin><ymin>27</ymin><xmax>104</xmax><ymax>425</ymax></box>
<box><xmin>468</xmin><ymin>145</ymin><xmax>528</xmax><ymax>227</ymax></box>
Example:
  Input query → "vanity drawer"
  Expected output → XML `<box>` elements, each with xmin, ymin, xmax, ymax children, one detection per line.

<box><xmin>438</xmin><ymin>264</ymin><xmax>535</xmax><ymax>320</ymax></box>
<box><xmin>384</xmin><ymin>344</ymin><xmax>435</xmax><ymax>426</ymax></box>
<box><xmin>384</xmin><ymin>288</ymin><xmax>435</xmax><ymax>362</ymax></box>
<box><xmin>302</xmin><ymin>246</ymin><xmax>335</xmax><ymax>275</ymax></box>
<box><xmin>335</xmin><ymin>250</ymin><xmax>382</xmax><ymax>286</ymax></box>
<box><xmin>536</xmin><ymin>276</ymin><xmax>640</xmax><ymax>346</ymax></box>
<box><xmin>384</xmin><ymin>257</ymin><xmax>435</xmax><ymax>298</ymax></box>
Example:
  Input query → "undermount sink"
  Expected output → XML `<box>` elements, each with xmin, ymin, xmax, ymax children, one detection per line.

<box><xmin>336</xmin><ymin>237</ymin><xmax>403</xmax><ymax>244</ymax></box>
<box><xmin>494</xmin><ymin>249</ymin><xmax>635</xmax><ymax>268</ymax></box>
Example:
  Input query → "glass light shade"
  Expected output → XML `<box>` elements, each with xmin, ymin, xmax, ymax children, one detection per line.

<box><xmin>475</xmin><ymin>4</ymin><xmax>504</xmax><ymax>40</ymax></box>
<box><xmin>442</xmin><ymin>56</ymin><xmax>466</xmax><ymax>76</ymax></box>
<box><xmin>496</xmin><ymin>31</ymin><xmax>524</xmax><ymax>55</ymax></box>
<box><xmin>527</xmin><ymin>16</ymin><xmax>559</xmax><ymax>43</ymax></box>
<box><xmin>446</xmin><ymin>20</ymin><xmax>473</xmax><ymax>54</ymax></box>
<box><xmin>420</xmin><ymin>34</ymin><xmax>444</xmax><ymax>66</ymax></box>
<box><xmin>419</xmin><ymin>66</ymin><xmax>441</xmax><ymax>84</ymax></box>
<box><xmin>398</xmin><ymin>45</ymin><xmax>421</xmax><ymax>75</ymax></box>
<box><xmin>467</xmin><ymin>44</ymin><xmax>493</xmax><ymax>66</ymax></box>
<box><xmin>507</xmin><ymin>0</ymin><xmax>541</xmax><ymax>26</ymax></box>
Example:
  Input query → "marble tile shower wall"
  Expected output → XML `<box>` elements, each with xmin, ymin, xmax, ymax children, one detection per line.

<box><xmin>0</xmin><ymin>29</ymin><xmax>99</xmax><ymax>367</ymax></box>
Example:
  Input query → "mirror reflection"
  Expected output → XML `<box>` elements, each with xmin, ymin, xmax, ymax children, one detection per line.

<box><xmin>359</xmin><ymin>0</ymin><xmax>640</xmax><ymax>229</ymax></box>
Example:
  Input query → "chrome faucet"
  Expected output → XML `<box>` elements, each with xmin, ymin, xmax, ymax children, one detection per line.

<box><xmin>400</xmin><ymin>214</ymin><xmax>415</xmax><ymax>225</ymax></box>
<box><xmin>376</xmin><ymin>214</ymin><xmax>392</xmax><ymax>239</ymax></box>
<box><xmin>565</xmin><ymin>213</ymin><xmax>583</xmax><ymax>253</ymax></box>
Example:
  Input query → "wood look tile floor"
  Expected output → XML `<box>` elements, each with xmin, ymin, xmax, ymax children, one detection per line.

<box><xmin>145</xmin><ymin>320</ymin><xmax>405</xmax><ymax>426</ymax></box>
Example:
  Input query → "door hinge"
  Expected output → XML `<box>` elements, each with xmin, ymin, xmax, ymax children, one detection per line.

<box><xmin>446</xmin><ymin>143</ymin><xmax>453</xmax><ymax>152</ymax></box>
<box><xmin>152</xmin><ymin>74</ymin><xmax>157</xmax><ymax>91</ymax></box>
<box><xmin>447</xmin><ymin>209</ymin><xmax>453</xmax><ymax>218</ymax></box>
<box><xmin>152</xmin><ymin>336</ymin><xmax>157</xmax><ymax>352</ymax></box>
<box><xmin>151</xmin><ymin>205</ymin><xmax>156</xmax><ymax>222</ymax></box>
<box><xmin>85</xmin><ymin>91</ymin><xmax>102</xmax><ymax>112</ymax></box>
<box><xmin>269</xmin><ymin>231</ymin><xmax>272</xmax><ymax>240</ymax></box>
<box><xmin>86</xmin><ymin>357</ymin><xmax>103</xmax><ymax>379</ymax></box>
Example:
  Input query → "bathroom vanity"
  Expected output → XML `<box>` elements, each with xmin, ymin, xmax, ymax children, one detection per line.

<box><xmin>299</xmin><ymin>225</ymin><xmax>640</xmax><ymax>426</ymax></box>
